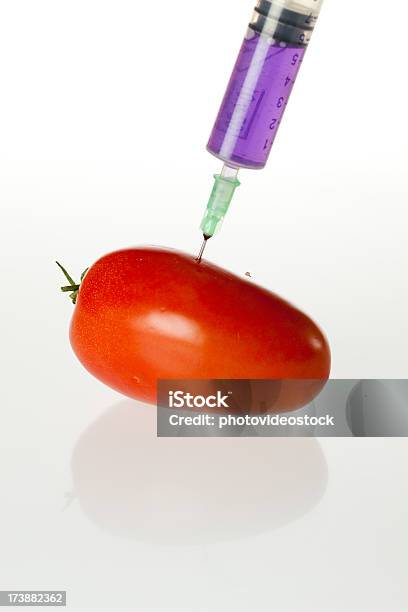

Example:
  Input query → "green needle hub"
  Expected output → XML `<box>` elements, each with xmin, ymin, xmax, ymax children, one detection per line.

<box><xmin>200</xmin><ymin>171</ymin><xmax>240</xmax><ymax>238</ymax></box>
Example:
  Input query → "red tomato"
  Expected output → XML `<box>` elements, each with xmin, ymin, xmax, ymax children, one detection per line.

<box><xmin>69</xmin><ymin>247</ymin><xmax>331</xmax><ymax>410</ymax></box>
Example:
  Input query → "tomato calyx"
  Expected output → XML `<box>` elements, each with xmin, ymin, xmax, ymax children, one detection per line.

<box><xmin>56</xmin><ymin>261</ymin><xmax>89</xmax><ymax>305</ymax></box>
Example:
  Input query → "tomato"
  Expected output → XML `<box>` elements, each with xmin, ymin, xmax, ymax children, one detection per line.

<box><xmin>68</xmin><ymin>247</ymin><xmax>331</xmax><ymax>411</ymax></box>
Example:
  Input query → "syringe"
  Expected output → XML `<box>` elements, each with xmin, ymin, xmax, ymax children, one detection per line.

<box><xmin>198</xmin><ymin>0</ymin><xmax>324</xmax><ymax>259</ymax></box>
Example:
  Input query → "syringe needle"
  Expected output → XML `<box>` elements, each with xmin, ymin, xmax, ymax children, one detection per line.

<box><xmin>196</xmin><ymin>236</ymin><xmax>209</xmax><ymax>263</ymax></box>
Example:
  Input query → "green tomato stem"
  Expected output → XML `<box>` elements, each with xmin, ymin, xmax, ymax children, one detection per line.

<box><xmin>56</xmin><ymin>261</ymin><xmax>76</xmax><ymax>286</ymax></box>
<box><xmin>56</xmin><ymin>261</ymin><xmax>88</xmax><ymax>305</ymax></box>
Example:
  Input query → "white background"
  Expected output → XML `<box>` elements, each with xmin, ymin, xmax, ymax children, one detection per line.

<box><xmin>1</xmin><ymin>1</ymin><xmax>407</xmax><ymax>610</ymax></box>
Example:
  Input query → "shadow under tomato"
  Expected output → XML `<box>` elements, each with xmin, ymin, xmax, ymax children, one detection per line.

<box><xmin>71</xmin><ymin>401</ymin><xmax>328</xmax><ymax>545</ymax></box>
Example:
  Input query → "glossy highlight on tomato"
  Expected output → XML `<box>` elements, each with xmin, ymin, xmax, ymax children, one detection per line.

<box><xmin>69</xmin><ymin>247</ymin><xmax>331</xmax><ymax>410</ymax></box>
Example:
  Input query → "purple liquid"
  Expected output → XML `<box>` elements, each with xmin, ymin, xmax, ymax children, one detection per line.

<box><xmin>208</xmin><ymin>31</ymin><xmax>306</xmax><ymax>169</ymax></box>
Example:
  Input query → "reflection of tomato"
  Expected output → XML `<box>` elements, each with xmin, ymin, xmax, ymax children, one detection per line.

<box><xmin>69</xmin><ymin>247</ymin><xmax>331</xmax><ymax>408</ymax></box>
<box><xmin>71</xmin><ymin>401</ymin><xmax>328</xmax><ymax>543</ymax></box>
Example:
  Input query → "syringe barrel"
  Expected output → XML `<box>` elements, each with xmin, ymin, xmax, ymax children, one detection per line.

<box><xmin>251</xmin><ymin>1</ymin><xmax>323</xmax><ymax>42</ymax></box>
<box><xmin>207</xmin><ymin>0</ymin><xmax>324</xmax><ymax>170</ymax></box>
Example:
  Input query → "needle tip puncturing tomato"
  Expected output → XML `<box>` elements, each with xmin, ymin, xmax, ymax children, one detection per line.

<box><xmin>62</xmin><ymin>247</ymin><xmax>331</xmax><ymax>411</ymax></box>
